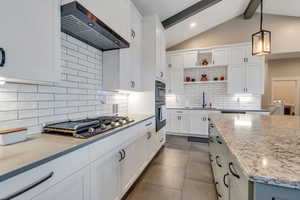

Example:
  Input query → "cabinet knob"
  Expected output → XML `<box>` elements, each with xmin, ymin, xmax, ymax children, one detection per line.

<box><xmin>0</xmin><ymin>48</ymin><xmax>5</xmax><ymax>67</ymax></box>
<box><xmin>160</xmin><ymin>72</ymin><xmax>164</xmax><ymax>78</ymax></box>
<box><xmin>130</xmin><ymin>81</ymin><xmax>135</xmax><ymax>88</ymax></box>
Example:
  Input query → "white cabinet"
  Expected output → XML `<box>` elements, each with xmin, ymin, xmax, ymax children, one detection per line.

<box><xmin>246</xmin><ymin>63</ymin><xmax>264</xmax><ymax>94</ymax></box>
<box><xmin>32</xmin><ymin>167</ymin><xmax>90</xmax><ymax>200</ymax></box>
<box><xmin>227</xmin><ymin>64</ymin><xmax>246</xmax><ymax>94</ymax></box>
<box><xmin>167</xmin><ymin>54</ymin><xmax>184</xmax><ymax>95</ymax></box>
<box><xmin>212</xmin><ymin>48</ymin><xmax>228</xmax><ymax>66</ymax></box>
<box><xmin>103</xmin><ymin>2</ymin><xmax>142</xmax><ymax>91</ymax></box>
<box><xmin>227</xmin><ymin>45</ymin><xmax>265</xmax><ymax>94</ymax></box>
<box><xmin>183</xmin><ymin>51</ymin><xmax>198</xmax><ymax>68</ymax></box>
<box><xmin>156</xmin><ymin>24</ymin><xmax>167</xmax><ymax>81</ymax></box>
<box><xmin>189</xmin><ymin>110</ymin><xmax>209</xmax><ymax>136</ymax></box>
<box><xmin>143</xmin><ymin>15</ymin><xmax>166</xmax><ymax>85</ymax></box>
<box><xmin>120</xmin><ymin>141</ymin><xmax>139</xmax><ymax>195</ymax></box>
<box><xmin>91</xmin><ymin>152</ymin><xmax>121</xmax><ymax>200</ymax></box>
<box><xmin>167</xmin><ymin>110</ymin><xmax>190</xmax><ymax>134</ymax></box>
<box><xmin>0</xmin><ymin>0</ymin><xmax>61</xmax><ymax>83</ymax></box>
<box><xmin>64</xmin><ymin>0</ymin><xmax>131</xmax><ymax>41</ymax></box>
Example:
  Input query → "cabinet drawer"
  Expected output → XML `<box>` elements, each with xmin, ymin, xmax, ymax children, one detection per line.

<box><xmin>0</xmin><ymin>146</ymin><xmax>90</xmax><ymax>200</ymax></box>
<box><xmin>90</xmin><ymin>119</ymin><xmax>154</xmax><ymax>161</ymax></box>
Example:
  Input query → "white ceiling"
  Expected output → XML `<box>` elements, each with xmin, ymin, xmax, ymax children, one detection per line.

<box><xmin>131</xmin><ymin>0</ymin><xmax>300</xmax><ymax>48</ymax></box>
<box><xmin>165</xmin><ymin>0</ymin><xmax>250</xmax><ymax>48</ymax></box>
<box><xmin>262</xmin><ymin>0</ymin><xmax>300</xmax><ymax>17</ymax></box>
<box><xmin>131</xmin><ymin>0</ymin><xmax>200</xmax><ymax>21</ymax></box>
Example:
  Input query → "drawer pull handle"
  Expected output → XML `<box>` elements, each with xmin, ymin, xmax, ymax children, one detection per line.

<box><xmin>216</xmin><ymin>156</ymin><xmax>222</xmax><ymax>168</ymax></box>
<box><xmin>3</xmin><ymin>172</ymin><xmax>54</xmax><ymax>200</ymax></box>
<box><xmin>0</xmin><ymin>48</ymin><xmax>5</xmax><ymax>67</ymax></box>
<box><xmin>145</xmin><ymin>122</ymin><xmax>152</xmax><ymax>127</ymax></box>
<box><xmin>122</xmin><ymin>149</ymin><xmax>126</xmax><ymax>159</ymax></box>
<box><xmin>119</xmin><ymin>150</ymin><xmax>124</xmax><ymax>162</ymax></box>
<box><xmin>229</xmin><ymin>162</ymin><xmax>240</xmax><ymax>179</ymax></box>
<box><xmin>223</xmin><ymin>173</ymin><xmax>229</xmax><ymax>188</ymax></box>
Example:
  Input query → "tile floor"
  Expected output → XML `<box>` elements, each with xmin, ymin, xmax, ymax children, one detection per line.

<box><xmin>125</xmin><ymin>135</ymin><xmax>217</xmax><ymax>200</ymax></box>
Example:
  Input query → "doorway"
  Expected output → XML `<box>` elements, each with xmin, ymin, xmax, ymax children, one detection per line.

<box><xmin>271</xmin><ymin>78</ymin><xmax>300</xmax><ymax>115</ymax></box>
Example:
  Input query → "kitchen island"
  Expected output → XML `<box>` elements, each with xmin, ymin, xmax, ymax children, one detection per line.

<box><xmin>209</xmin><ymin>114</ymin><xmax>300</xmax><ymax>200</ymax></box>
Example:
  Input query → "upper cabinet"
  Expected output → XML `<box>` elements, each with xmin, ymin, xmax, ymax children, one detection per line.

<box><xmin>167</xmin><ymin>54</ymin><xmax>184</xmax><ymax>95</ymax></box>
<box><xmin>103</xmin><ymin>1</ymin><xmax>142</xmax><ymax>92</ymax></box>
<box><xmin>212</xmin><ymin>48</ymin><xmax>228</xmax><ymax>66</ymax></box>
<box><xmin>183</xmin><ymin>51</ymin><xmax>198</xmax><ymax>68</ymax></box>
<box><xmin>142</xmin><ymin>15</ymin><xmax>166</xmax><ymax>89</ymax></box>
<box><xmin>0</xmin><ymin>0</ymin><xmax>61</xmax><ymax>83</ymax></box>
<box><xmin>63</xmin><ymin>0</ymin><xmax>131</xmax><ymax>41</ymax></box>
<box><xmin>227</xmin><ymin>45</ymin><xmax>265</xmax><ymax>94</ymax></box>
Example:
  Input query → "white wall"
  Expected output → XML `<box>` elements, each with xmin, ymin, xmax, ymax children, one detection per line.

<box><xmin>0</xmin><ymin>33</ymin><xmax>129</xmax><ymax>134</ymax></box>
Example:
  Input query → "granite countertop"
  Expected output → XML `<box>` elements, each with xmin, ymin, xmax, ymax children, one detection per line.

<box><xmin>0</xmin><ymin>114</ymin><xmax>154</xmax><ymax>182</ymax></box>
<box><xmin>167</xmin><ymin>107</ymin><xmax>269</xmax><ymax>113</ymax></box>
<box><xmin>209</xmin><ymin>114</ymin><xmax>300</xmax><ymax>190</ymax></box>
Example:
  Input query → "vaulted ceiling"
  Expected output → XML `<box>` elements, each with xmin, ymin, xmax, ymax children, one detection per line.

<box><xmin>132</xmin><ymin>0</ymin><xmax>300</xmax><ymax>48</ymax></box>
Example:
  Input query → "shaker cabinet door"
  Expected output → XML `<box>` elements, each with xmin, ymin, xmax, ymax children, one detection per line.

<box><xmin>0</xmin><ymin>0</ymin><xmax>61</xmax><ymax>83</ymax></box>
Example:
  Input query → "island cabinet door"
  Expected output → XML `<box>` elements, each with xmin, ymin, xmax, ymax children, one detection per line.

<box><xmin>90</xmin><ymin>151</ymin><xmax>121</xmax><ymax>200</ymax></box>
<box><xmin>228</xmin><ymin>158</ymin><xmax>249</xmax><ymax>200</ymax></box>
<box><xmin>32</xmin><ymin>166</ymin><xmax>90</xmax><ymax>200</ymax></box>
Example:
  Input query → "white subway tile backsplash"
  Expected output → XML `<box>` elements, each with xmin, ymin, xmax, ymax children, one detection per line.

<box><xmin>167</xmin><ymin>82</ymin><xmax>261</xmax><ymax>110</ymax></box>
<box><xmin>0</xmin><ymin>34</ymin><xmax>128</xmax><ymax>133</ymax></box>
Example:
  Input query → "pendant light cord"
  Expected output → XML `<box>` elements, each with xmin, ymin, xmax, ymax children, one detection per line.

<box><xmin>260</xmin><ymin>0</ymin><xmax>263</xmax><ymax>31</ymax></box>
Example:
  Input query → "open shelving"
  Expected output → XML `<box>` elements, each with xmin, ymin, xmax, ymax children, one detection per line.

<box><xmin>184</xmin><ymin>80</ymin><xmax>227</xmax><ymax>85</ymax></box>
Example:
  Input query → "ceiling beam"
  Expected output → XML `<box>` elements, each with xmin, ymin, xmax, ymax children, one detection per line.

<box><xmin>244</xmin><ymin>0</ymin><xmax>261</xmax><ymax>19</ymax></box>
<box><xmin>162</xmin><ymin>0</ymin><xmax>222</xmax><ymax>29</ymax></box>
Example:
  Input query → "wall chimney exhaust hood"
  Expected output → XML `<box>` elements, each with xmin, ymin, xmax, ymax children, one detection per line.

<box><xmin>61</xmin><ymin>1</ymin><xmax>130</xmax><ymax>51</ymax></box>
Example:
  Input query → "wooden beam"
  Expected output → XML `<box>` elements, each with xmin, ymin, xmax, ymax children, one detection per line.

<box><xmin>244</xmin><ymin>0</ymin><xmax>261</xmax><ymax>19</ymax></box>
<box><xmin>162</xmin><ymin>0</ymin><xmax>222</xmax><ymax>29</ymax></box>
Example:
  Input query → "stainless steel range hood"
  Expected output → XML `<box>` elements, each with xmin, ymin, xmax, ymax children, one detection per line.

<box><xmin>61</xmin><ymin>1</ymin><xmax>130</xmax><ymax>51</ymax></box>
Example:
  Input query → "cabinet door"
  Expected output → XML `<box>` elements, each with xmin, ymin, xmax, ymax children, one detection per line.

<box><xmin>181</xmin><ymin>111</ymin><xmax>190</xmax><ymax>133</ymax></box>
<box><xmin>156</xmin><ymin>23</ymin><xmax>166</xmax><ymax>80</ymax></box>
<box><xmin>128</xmin><ymin>2</ymin><xmax>142</xmax><ymax>91</ymax></box>
<box><xmin>213</xmin><ymin>49</ymin><xmax>228</xmax><ymax>66</ymax></box>
<box><xmin>189</xmin><ymin>111</ymin><xmax>208</xmax><ymax>136</ymax></box>
<box><xmin>230</xmin><ymin>47</ymin><xmax>245</xmax><ymax>65</ymax></box>
<box><xmin>169</xmin><ymin>54</ymin><xmax>184</xmax><ymax>94</ymax></box>
<box><xmin>33</xmin><ymin>167</ymin><xmax>90</xmax><ymax>200</ymax></box>
<box><xmin>91</xmin><ymin>152</ymin><xmax>120</xmax><ymax>200</ymax></box>
<box><xmin>183</xmin><ymin>51</ymin><xmax>198</xmax><ymax>68</ymax></box>
<box><xmin>0</xmin><ymin>0</ymin><xmax>60</xmax><ymax>83</ymax></box>
<box><xmin>120</xmin><ymin>141</ymin><xmax>139</xmax><ymax>195</ymax></box>
<box><xmin>227</xmin><ymin>65</ymin><xmax>246</xmax><ymax>94</ymax></box>
<box><xmin>246</xmin><ymin>63</ymin><xmax>264</xmax><ymax>94</ymax></box>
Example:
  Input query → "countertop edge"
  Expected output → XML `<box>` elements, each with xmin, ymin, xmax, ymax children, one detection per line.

<box><xmin>210</xmin><ymin>116</ymin><xmax>300</xmax><ymax>191</ymax></box>
<box><xmin>0</xmin><ymin>115</ymin><xmax>155</xmax><ymax>183</ymax></box>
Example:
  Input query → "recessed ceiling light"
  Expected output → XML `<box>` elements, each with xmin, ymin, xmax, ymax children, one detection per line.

<box><xmin>190</xmin><ymin>22</ymin><xmax>197</xmax><ymax>28</ymax></box>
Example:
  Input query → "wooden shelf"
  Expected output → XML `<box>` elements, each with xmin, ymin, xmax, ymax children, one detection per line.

<box><xmin>184</xmin><ymin>64</ymin><xmax>227</xmax><ymax>70</ymax></box>
<box><xmin>184</xmin><ymin>80</ymin><xmax>227</xmax><ymax>85</ymax></box>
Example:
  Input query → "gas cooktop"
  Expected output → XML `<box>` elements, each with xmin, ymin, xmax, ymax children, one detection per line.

<box><xmin>43</xmin><ymin>116</ymin><xmax>134</xmax><ymax>139</ymax></box>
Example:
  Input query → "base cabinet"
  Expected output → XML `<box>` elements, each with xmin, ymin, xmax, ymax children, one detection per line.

<box><xmin>32</xmin><ymin>167</ymin><xmax>90</xmax><ymax>200</ymax></box>
<box><xmin>91</xmin><ymin>152</ymin><xmax>121</xmax><ymax>200</ymax></box>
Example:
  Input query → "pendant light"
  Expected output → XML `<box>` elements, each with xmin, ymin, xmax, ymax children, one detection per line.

<box><xmin>252</xmin><ymin>0</ymin><xmax>271</xmax><ymax>56</ymax></box>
